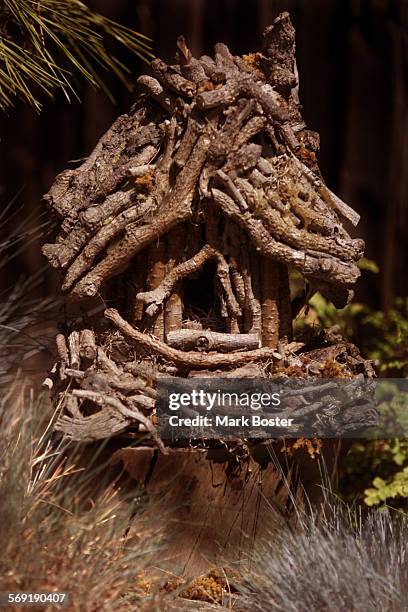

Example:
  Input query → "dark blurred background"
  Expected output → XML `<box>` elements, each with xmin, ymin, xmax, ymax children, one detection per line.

<box><xmin>0</xmin><ymin>0</ymin><xmax>407</xmax><ymax>311</ymax></box>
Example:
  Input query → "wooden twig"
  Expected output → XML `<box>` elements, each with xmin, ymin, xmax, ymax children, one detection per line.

<box><xmin>105</xmin><ymin>308</ymin><xmax>279</xmax><ymax>368</ymax></box>
<box><xmin>177</xmin><ymin>36</ymin><xmax>207</xmax><ymax>84</ymax></box>
<box><xmin>147</xmin><ymin>239</ymin><xmax>167</xmax><ymax>340</ymax></box>
<box><xmin>137</xmin><ymin>75</ymin><xmax>177</xmax><ymax>113</ymax></box>
<box><xmin>165</xmin><ymin>227</ymin><xmax>184</xmax><ymax>334</ymax></box>
<box><xmin>56</xmin><ymin>334</ymin><xmax>69</xmax><ymax>364</ymax></box>
<box><xmin>151</xmin><ymin>58</ymin><xmax>196</xmax><ymax>98</ymax></box>
<box><xmin>261</xmin><ymin>257</ymin><xmax>280</xmax><ymax>348</ymax></box>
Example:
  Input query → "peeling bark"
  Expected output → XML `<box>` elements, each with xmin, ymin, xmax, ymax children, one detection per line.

<box><xmin>147</xmin><ymin>239</ymin><xmax>167</xmax><ymax>340</ymax></box>
<box><xmin>165</xmin><ymin>227</ymin><xmax>184</xmax><ymax>334</ymax></box>
<box><xmin>278</xmin><ymin>263</ymin><xmax>293</xmax><ymax>341</ymax></box>
<box><xmin>260</xmin><ymin>257</ymin><xmax>280</xmax><ymax>348</ymax></box>
<box><xmin>166</xmin><ymin>330</ymin><xmax>260</xmax><ymax>352</ymax></box>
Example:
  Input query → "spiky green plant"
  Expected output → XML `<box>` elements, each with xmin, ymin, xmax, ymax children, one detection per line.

<box><xmin>0</xmin><ymin>0</ymin><xmax>153</xmax><ymax>111</ymax></box>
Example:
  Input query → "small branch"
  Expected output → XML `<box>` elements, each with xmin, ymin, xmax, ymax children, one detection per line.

<box><xmin>68</xmin><ymin>331</ymin><xmax>80</xmax><ymax>369</ymax></box>
<box><xmin>214</xmin><ymin>251</ymin><xmax>242</xmax><ymax>318</ymax></box>
<box><xmin>215</xmin><ymin>170</ymin><xmax>248</xmax><ymax>211</ymax></box>
<box><xmin>62</xmin><ymin>197</ymin><xmax>155</xmax><ymax>292</ymax></box>
<box><xmin>198</xmin><ymin>55</ymin><xmax>226</xmax><ymax>83</ymax></box>
<box><xmin>166</xmin><ymin>329</ymin><xmax>260</xmax><ymax>352</ymax></box>
<box><xmin>261</xmin><ymin>257</ymin><xmax>280</xmax><ymax>348</ymax></box>
<box><xmin>174</xmin><ymin>115</ymin><xmax>201</xmax><ymax>168</ymax></box>
<box><xmin>137</xmin><ymin>75</ymin><xmax>177</xmax><ymax>113</ymax></box>
<box><xmin>177</xmin><ymin>36</ymin><xmax>207</xmax><ymax>84</ymax></box>
<box><xmin>105</xmin><ymin>308</ymin><xmax>279</xmax><ymax>368</ymax></box>
<box><xmin>278</xmin><ymin>263</ymin><xmax>293</xmax><ymax>342</ymax></box>
<box><xmin>56</xmin><ymin>334</ymin><xmax>69</xmax><ymax>364</ymax></box>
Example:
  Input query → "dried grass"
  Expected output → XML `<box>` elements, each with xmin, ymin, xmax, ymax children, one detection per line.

<box><xmin>0</xmin><ymin>383</ymin><xmax>162</xmax><ymax>611</ymax></box>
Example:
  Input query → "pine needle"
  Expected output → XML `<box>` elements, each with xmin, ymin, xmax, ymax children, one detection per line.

<box><xmin>0</xmin><ymin>0</ymin><xmax>153</xmax><ymax>111</ymax></box>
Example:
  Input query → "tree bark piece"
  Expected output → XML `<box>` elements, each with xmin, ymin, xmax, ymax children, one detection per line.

<box><xmin>261</xmin><ymin>257</ymin><xmax>280</xmax><ymax>348</ymax></box>
<box><xmin>147</xmin><ymin>239</ymin><xmax>167</xmax><ymax>340</ymax></box>
<box><xmin>278</xmin><ymin>263</ymin><xmax>293</xmax><ymax>341</ymax></box>
<box><xmin>152</xmin><ymin>118</ymin><xmax>177</xmax><ymax>202</ymax></box>
<box><xmin>166</xmin><ymin>330</ymin><xmax>260</xmax><ymax>352</ymax></box>
<box><xmin>165</xmin><ymin>227</ymin><xmax>184</xmax><ymax>334</ymax></box>
<box><xmin>79</xmin><ymin>329</ymin><xmax>97</xmax><ymax>361</ymax></box>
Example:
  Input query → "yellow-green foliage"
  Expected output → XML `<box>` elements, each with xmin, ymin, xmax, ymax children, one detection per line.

<box><xmin>365</xmin><ymin>469</ymin><xmax>408</xmax><ymax>506</ymax></box>
<box><xmin>363</xmin><ymin>439</ymin><xmax>408</xmax><ymax>506</ymax></box>
<box><xmin>298</xmin><ymin>292</ymin><xmax>408</xmax><ymax>377</ymax></box>
<box><xmin>293</xmin><ymin>261</ymin><xmax>408</xmax><ymax>506</ymax></box>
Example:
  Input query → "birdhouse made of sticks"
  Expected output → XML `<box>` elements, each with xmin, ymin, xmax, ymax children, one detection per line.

<box><xmin>42</xmin><ymin>13</ymin><xmax>368</xmax><ymax>446</ymax></box>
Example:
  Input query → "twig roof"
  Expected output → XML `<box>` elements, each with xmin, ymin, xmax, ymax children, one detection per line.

<box><xmin>42</xmin><ymin>12</ymin><xmax>364</xmax><ymax>307</ymax></box>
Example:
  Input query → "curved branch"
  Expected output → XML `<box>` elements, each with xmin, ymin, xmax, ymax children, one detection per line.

<box><xmin>105</xmin><ymin>308</ymin><xmax>279</xmax><ymax>368</ymax></box>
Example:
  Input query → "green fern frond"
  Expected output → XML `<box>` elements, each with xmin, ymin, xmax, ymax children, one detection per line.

<box><xmin>0</xmin><ymin>0</ymin><xmax>154</xmax><ymax>111</ymax></box>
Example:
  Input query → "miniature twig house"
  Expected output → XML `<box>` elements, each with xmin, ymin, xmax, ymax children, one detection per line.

<box><xmin>42</xmin><ymin>13</ymin><xmax>367</xmax><ymax>445</ymax></box>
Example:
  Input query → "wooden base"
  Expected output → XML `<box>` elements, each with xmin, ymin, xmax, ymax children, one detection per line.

<box><xmin>113</xmin><ymin>446</ymin><xmax>300</xmax><ymax>577</ymax></box>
